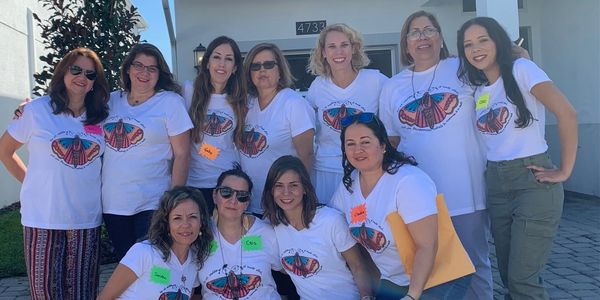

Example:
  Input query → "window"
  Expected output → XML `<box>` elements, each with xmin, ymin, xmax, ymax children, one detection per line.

<box><xmin>284</xmin><ymin>47</ymin><xmax>394</xmax><ymax>93</ymax></box>
<box><xmin>463</xmin><ymin>0</ymin><xmax>524</xmax><ymax>12</ymax></box>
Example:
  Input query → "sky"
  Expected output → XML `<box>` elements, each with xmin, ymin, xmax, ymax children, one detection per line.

<box><xmin>132</xmin><ymin>0</ymin><xmax>173</xmax><ymax>68</ymax></box>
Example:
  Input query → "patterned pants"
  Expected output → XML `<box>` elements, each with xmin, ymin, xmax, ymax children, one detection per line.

<box><xmin>23</xmin><ymin>226</ymin><xmax>100</xmax><ymax>300</ymax></box>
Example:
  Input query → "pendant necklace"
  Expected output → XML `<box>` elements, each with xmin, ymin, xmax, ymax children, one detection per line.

<box><xmin>411</xmin><ymin>61</ymin><xmax>439</xmax><ymax>101</ymax></box>
<box><xmin>216</xmin><ymin>218</ymin><xmax>245</xmax><ymax>275</ymax></box>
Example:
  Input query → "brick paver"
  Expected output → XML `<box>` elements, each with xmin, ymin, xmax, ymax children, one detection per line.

<box><xmin>1</xmin><ymin>193</ymin><xmax>598</xmax><ymax>299</ymax></box>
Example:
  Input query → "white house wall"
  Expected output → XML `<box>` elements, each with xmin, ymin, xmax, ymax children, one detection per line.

<box><xmin>0</xmin><ymin>0</ymin><xmax>48</xmax><ymax>207</ymax></box>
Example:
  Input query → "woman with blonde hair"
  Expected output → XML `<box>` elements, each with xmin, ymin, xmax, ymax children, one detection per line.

<box><xmin>307</xmin><ymin>23</ymin><xmax>387</xmax><ymax>205</ymax></box>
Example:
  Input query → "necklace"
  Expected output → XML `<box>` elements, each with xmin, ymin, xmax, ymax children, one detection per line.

<box><xmin>411</xmin><ymin>61</ymin><xmax>439</xmax><ymax>101</ymax></box>
<box><xmin>216</xmin><ymin>217</ymin><xmax>246</xmax><ymax>275</ymax></box>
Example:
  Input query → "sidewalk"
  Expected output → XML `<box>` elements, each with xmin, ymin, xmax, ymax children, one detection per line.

<box><xmin>0</xmin><ymin>193</ymin><xmax>598</xmax><ymax>299</ymax></box>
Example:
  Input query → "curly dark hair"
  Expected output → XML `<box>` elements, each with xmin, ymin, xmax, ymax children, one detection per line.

<box><xmin>262</xmin><ymin>155</ymin><xmax>319</xmax><ymax>228</ymax></box>
<box><xmin>457</xmin><ymin>16</ymin><xmax>533</xmax><ymax>128</ymax></box>
<box><xmin>48</xmin><ymin>47</ymin><xmax>109</xmax><ymax>125</ymax></box>
<box><xmin>340</xmin><ymin>114</ymin><xmax>417</xmax><ymax>193</ymax></box>
<box><xmin>147</xmin><ymin>186</ymin><xmax>213</xmax><ymax>268</ymax></box>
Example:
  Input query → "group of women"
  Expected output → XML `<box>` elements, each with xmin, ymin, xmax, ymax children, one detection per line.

<box><xmin>0</xmin><ymin>8</ymin><xmax>577</xmax><ymax>300</ymax></box>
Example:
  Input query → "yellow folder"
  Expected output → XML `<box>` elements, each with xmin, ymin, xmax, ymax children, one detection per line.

<box><xmin>385</xmin><ymin>194</ymin><xmax>475</xmax><ymax>289</ymax></box>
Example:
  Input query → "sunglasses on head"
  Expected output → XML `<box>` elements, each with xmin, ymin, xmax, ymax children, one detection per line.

<box><xmin>249</xmin><ymin>60</ymin><xmax>278</xmax><ymax>71</ymax></box>
<box><xmin>215</xmin><ymin>186</ymin><xmax>251</xmax><ymax>203</ymax></box>
<box><xmin>69</xmin><ymin>65</ymin><xmax>97</xmax><ymax>81</ymax></box>
<box><xmin>340</xmin><ymin>112</ymin><xmax>377</xmax><ymax>128</ymax></box>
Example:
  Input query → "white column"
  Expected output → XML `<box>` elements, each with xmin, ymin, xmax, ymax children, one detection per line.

<box><xmin>475</xmin><ymin>0</ymin><xmax>520</xmax><ymax>40</ymax></box>
<box><xmin>27</xmin><ymin>8</ymin><xmax>35</xmax><ymax>97</ymax></box>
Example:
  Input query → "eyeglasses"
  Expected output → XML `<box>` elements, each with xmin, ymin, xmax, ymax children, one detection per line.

<box><xmin>215</xmin><ymin>186</ymin><xmax>251</xmax><ymax>203</ymax></box>
<box><xmin>131</xmin><ymin>61</ymin><xmax>159</xmax><ymax>74</ymax></box>
<box><xmin>340</xmin><ymin>112</ymin><xmax>377</xmax><ymax>128</ymax></box>
<box><xmin>249</xmin><ymin>60</ymin><xmax>278</xmax><ymax>72</ymax></box>
<box><xmin>69</xmin><ymin>65</ymin><xmax>97</xmax><ymax>81</ymax></box>
<box><xmin>407</xmin><ymin>27</ymin><xmax>439</xmax><ymax>41</ymax></box>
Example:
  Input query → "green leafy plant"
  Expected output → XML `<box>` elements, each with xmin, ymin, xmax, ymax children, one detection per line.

<box><xmin>32</xmin><ymin>0</ymin><xmax>142</xmax><ymax>95</ymax></box>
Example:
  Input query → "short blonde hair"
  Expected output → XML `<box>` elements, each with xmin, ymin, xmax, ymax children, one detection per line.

<box><xmin>308</xmin><ymin>23</ymin><xmax>370</xmax><ymax>77</ymax></box>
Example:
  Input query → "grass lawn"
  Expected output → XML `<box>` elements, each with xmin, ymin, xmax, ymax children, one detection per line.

<box><xmin>0</xmin><ymin>209</ymin><xmax>25</xmax><ymax>278</ymax></box>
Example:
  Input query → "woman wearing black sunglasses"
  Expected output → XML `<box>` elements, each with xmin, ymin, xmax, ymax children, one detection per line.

<box><xmin>0</xmin><ymin>48</ymin><xmax>109</xmax><ymax>299</ymax></box>
<box><xmin>239</xmin><ymin>43</ymin><xmax>315</xmax><ymax>216</ymax></box>
<box><xmin>197</xmin><ymin>164</ymin><xmax>282</xmax><ymax>300</ymax></box>
<box><xmin>332</xmin><ymin>113</ymin><xmax>470</xmax><ymax>300</ymax></box>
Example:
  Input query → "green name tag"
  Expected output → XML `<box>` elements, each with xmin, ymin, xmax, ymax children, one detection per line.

<box><xmin>210</xmin><ymin>240</ymin><xmax>218</xmax><ymax>254</ymax></box>
<box><xmin>150</xmin><ymin>266</ymin><xmax>170</xmax><ymax>285</ymax></box>
<box><xmin>476</xmin><ymin>92</ymin><xmax>490</xmax><ymax>110</ymax></box>
<box><xmin>241</xmin><ymin>235</ymin><xmax>262</xmax><ymax>251</ymax></box>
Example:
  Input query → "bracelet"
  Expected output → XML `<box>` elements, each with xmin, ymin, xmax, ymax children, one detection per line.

<box><xmin>405</xmin><ymin>294</ymin><xmax>417</xmax><ymax>300</ymax></box>
<box><xmin>360</xmin><ymin>296</ymin><xmax>375</xmax><ymax>300</ymax></box>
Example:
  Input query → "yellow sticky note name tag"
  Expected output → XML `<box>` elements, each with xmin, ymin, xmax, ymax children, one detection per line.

<box><xmin>199</xmin><ymin>143</ymin><xmax>220</xmax><ymax>160</ymax></box>
<box><xmin>476</xmin><ymin>92</ymin><xmax>490</xmax><ymax>110</ymax></box>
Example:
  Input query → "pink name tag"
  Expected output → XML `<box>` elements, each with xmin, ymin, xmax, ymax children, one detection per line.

<box><xmin>84</xmin><ymin>124</ymin><xmax>103</xmax><ymax>135</ymax></box>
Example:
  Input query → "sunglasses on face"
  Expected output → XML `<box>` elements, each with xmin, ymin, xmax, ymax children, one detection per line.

<box><xmin>340</xmin><ymin>112</ymin><xmax>377</xmax><ymax>128</ymax></box>
<box><xmin>249</xmin><ymin>60</ymin><xmax>278</xmax><ymax>72</ymax></box>
<box><xmin>69</xmin><ymin>65</ymin><xmax>97</xmax><ymax>81</ymax></box>
<box><xmin>215</xmin><ymin>186</ymin><xmax>251</xmax><ymax>203</ymax></box>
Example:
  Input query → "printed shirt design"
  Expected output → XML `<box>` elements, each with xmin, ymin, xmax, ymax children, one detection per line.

<box><xmin>239</xmin><ymin>126</ymin><xmax>268</xmax><ymax>158</ymax></box>
<box><xmin>50</xmin><ymin>131</ymin><xmax>101</xmax><ymax>169</ymax></box>
<box><xmin>322</xmin><ymin>102</ymin><xmax>363</xmax><ymax>131</ymax></box>
<box><xmin>205</xmin><ymin>266</ymin><xmax>262</xmax><ymax>300</ymax></box>
<box><xmin>204</xmin><ymin>111</ymin><xmax>234</xmax><ymax>137</ymax></box>
<box><xmin>158</xmin><ymin>284</ymin><xmax>191</xmax><ymax>300</ymax></box>
<box><xmin>349</xmin><ymin>221</ymin><xmax>388</xmax><ymax>253</ymax></box>
<box><xmin>398</xmin><ymin>90</ymin><xmax>460</xmax><ymax>130</ymax></box>
<box><xmin>280</xmin><ymin>249</ymin><xmax>322</xmax><ymax>278</ymax></box>
<box><xmin>476</xmin><ymin>103</ymin><xmax>511</xmax><ymax>135</ymax></box>
<box><xmin>103</xmin><ymin>117</ymin><xmax>145</xmax><ymax>151</ymax></box>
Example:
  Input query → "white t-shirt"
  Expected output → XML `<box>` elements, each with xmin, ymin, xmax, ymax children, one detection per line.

<box><xmin>474</xmin><ymin>58</ymin><xmax>551</xmax><ymax>161</ymax></box>
<box><xmin>8</xmin><ymin>96</ymin><xmax>104</xmax><ymax>229</ymax></box>
<box><xmin>183</xmin><ymin>81</ymin><xmax>240</xmax><ymax>188</ymax></box>
<box><xmin>102</xmin><ymin>90</ymin><xmax>193</xmax><ymax>215</ymax></box>
<box><xmin>273</xmin><ymin>206</ymin><xmax>359</xmax><ymax>300</ymax></box>
<box><xmin>199</xmin><ymin>218</ymin><xmax>281</xmax><ymax>300</ymax></box>
<box><xmin>239</xmin><ymin>88</ymin><xmax>315</xmax><ymax>213</ymax></box>
<box><xmin>306</xmin><ymin>69</ymin><xmax>388</xmax><ymax>173</ymax></box>
<box><xmin>379</xmin><ymin>57</ymin><xmax>486</xmax><ymax>216</ymax></box>
<box><xmin>118</xmin><ymin>241</ymin><xmax>200</xmax><ymax>299</ymax></box>
<box><xmin>331</xmin><ymin>165</ymin><xmax>438</xmax><ymax>286</ymax></box>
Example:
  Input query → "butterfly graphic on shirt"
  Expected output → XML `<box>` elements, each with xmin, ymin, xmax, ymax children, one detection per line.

<box><xmin>477</xmin><ymin>106</ymin><xmax>510</xmax><ymax>134</ymax></box>
<box><xmin>281</xmin><ymin>252</ymin><xmax>321</xmax><ymax>278</ymax></box>
<box><xmin>349</xmin><ymin>223</ymin><xmax>388</xmax><ymax>253</ymax></box>
<box><xmin>158</xmin><ymin>286</ymin><xmax>190</xmax><ymax>300</ymax></box>
<box><xmin>204</xmin><ymin>112</ymin><xmax>233</xmax><ymax>136</ymax></box>
<box><xmin>103</xmin><ymin>118</ymin><xmax>144</xmax><ymax>151</ymax></box>
<box><xmin>399</xmin><ymin>92</ymin><xmax>459</xmax><ymax>129</ymax></box>
<box><xmin>239</xmin><ymin>128</ymin><xmax>267</xmax><ymax>158</ymax></box>
<box><xmin>323</xmin><ymin>104</ymin><xmax>362</xmax><ymax>131</ymax></box>
<box><xmin>206</xmin><ymin>270</ymin><xmax>261</xmax><ymax>300</ymax></box>
<box><xmin>51</xmin><ymin>135</ymin><xmax>101</xmax><ymax>168</ymax></box>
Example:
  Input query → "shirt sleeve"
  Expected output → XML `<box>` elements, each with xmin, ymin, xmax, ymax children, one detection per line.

<box><xmin>265</xmin><ymin>225</ymin><xmax>283</xmax><ymax>271</ymax></box>
<box><xmin>513</xmin><ymin>58</ymin><xmax>551</xmax><ymax>93</ymax></box>
<box><xmin>120</xmin><ymin>242</ymin><xmax>151</xmax><ymax>278</ymax></box>
<box><xmin>378</xmin><ymin>81</ymin><xmax>398</xmax><ymax>136</ymax></box>
<box><xmin>305</xmin><ymin>79</ymin><xmax>318</xmax><ymax>109</ymax></box>
<box><xmin>329</xmin><ymin>209</ymin><xmax>357</xmax><ymax>253</ymax></box>
<box><xmin>165</xmin><ymin>92</ymin><xmax>194</xmax><ymax>136</ymax></box>
<box><xmin>7</xmin><ymin>99</ymin><xmax>37</xmax><ymax>144</ymax></box>
<box><xmin>329</xmin><ymin>182</ymin><xmax>346</xmax><ymax>214</ymax></box>
<box><xmin>287</xmin><ymin>91</ymin><xmax>316</xmax><ymax>137</ymax></box>
<box><xmin>395</xmin><ymin>168</ymin><xmax>438</xmax><ymax>224</ymax></box>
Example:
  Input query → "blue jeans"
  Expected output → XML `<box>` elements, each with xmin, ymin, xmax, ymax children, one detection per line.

<box><xmin>376</xmin><ymin>275</ymin><xmax>472</xmax><ymax>300</ymax></box>
<box><xmin>103</xmin><ymin>210</ymin><xmax>155</xmax><ymax>260</ymax></box>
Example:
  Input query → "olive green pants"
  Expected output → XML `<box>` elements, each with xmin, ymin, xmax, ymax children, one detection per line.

<box><xmin>486</xmin><ymin>152</ymin><xmax>563</xmax><ymax>300</ymax></box>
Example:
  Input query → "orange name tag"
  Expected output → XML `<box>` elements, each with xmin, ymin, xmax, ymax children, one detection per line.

<box><xmin>199</xmin><ymin>143</ymin><xmax>220</xmax><ymax>160</ymax></box>
<box><xmin>350</xmin><ymin>203</ymin><xmax>367</xmax><ymax>224</ymax></box>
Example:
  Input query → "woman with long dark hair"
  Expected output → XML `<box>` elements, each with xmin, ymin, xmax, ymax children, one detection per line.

<box><xmin>0</xmin><ymin>47</ymin><xmax>109</xmax><ymax>299</ymax></box>
<box><xmin>184</xmin><ymin>36</ymin><xmax>247</xmax><ymax>212</ymax></box>
<box><xmin>263</xmin><ymin>155</ymin><xmax>378</xmax><ymax>299</ymax></box>
<box><xmin>98</xmin><ymin>186</ymin><xmax>213</xmax><ymax>299</ymax></box>
<box><xmin>457</xmin><ymin>17</ymin><xmax>577</xmax><ymax>299</ymax></box>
